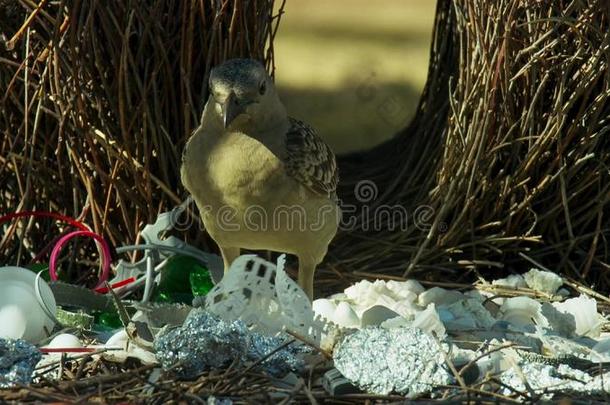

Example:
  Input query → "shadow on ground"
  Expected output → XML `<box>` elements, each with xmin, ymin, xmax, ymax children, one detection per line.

<box><xmin>278</xmin><ymin>79</ymin><xmax>422</xmax><ymax>154</ymax></box>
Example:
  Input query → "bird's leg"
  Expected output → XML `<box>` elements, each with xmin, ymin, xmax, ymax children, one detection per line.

<box><xmin>220</xmin><ymin>246</ymin><xmax>240</xmax><ymax>273</ymax></box>
<box><xmin>297</xmin><ymin>256</ymin><xmax>317</xmax><ymax>301</ymax></box>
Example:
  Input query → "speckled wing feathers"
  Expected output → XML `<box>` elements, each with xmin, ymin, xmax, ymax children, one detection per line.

<box><xmin>284</xmin><ymin>118</ymin><xmax>338</xmax><ymax>198</ymax></box>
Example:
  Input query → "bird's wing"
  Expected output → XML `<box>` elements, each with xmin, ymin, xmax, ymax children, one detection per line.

<box><xmin>284</xmin><ymin>118</ymin><xmax>339</xmax><ymax>198</ymax></box>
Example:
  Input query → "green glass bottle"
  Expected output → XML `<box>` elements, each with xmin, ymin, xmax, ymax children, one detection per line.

<box><xmin>94</xmin><ymin>310</ymin><xmax>123</xmax><ymax>330</ymax></box>
<box><xmin>155</xmin><ymin>255</ymin><xmax>213</xmax><ymax>304</ymax></box>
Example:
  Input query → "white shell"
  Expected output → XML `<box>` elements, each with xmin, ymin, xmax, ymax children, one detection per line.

<box><xmin>333</xmin><ymin>302</ymin><xmax>360</xmax><ymax>328</ymax></box>
<box><xmin>105</xmin><ymin>328</ymin><xmax>129</xmax><ymax>347</ymax></box>
<box><xmin>418</xmin><ymin>287</ymin><xmax>464</xmax><ymax>307</ymax></box>
<box><xmin>360</xmin><ymin>305</ymin><xmax>402</xmax><ymax>327</ymax></box>
<box><xmin>498</xmin><ymin>296</ymin><xmax>547</xmax><ymax>328</ymax></box>
<box><xmin>553</xmin><ymin>295</ymin><xmax>602</xmax><ymax>337</ymax></box>
<box><xmin>442</xmin><ymin>299</ymin><xmax>496</xmax><ymax>331</ymax></box>
<box><xmin>312</xmin><ymin>298</ymin><xmax>337</xmax><ymax>321</ymax></box>
<box><xmin>380</xmin><ymin>316</ymin><xmax>413</xmax><ymax>329</ymax></box>
<box><xmin>411</xmin><ymin>304</ymin><xmax>446</xmax><ymax>337</ymax></box>
<box><xmin>103</xmin><ymin>329</ymin><xmax>157</xmax><ymax>365</ymax></box>
<box><xmin>386</xmin><ymin>279</ymin><xmax>424</xmax><ymax>298</ymax></box>
<box><xmin>492</xmin><ymin>274</ymin><xmax>527</xmax><ymax>289</ymax></box>
<box><xmin>523</xmin><ymin>268</ymin><xmax>564</xmax><ymax>295</ymax></box>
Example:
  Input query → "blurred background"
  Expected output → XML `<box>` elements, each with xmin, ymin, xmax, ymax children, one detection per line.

<box><xmin>274</xmin><ymin>0</ymin><xmax>436</xmax><ymax>153</ymax></box>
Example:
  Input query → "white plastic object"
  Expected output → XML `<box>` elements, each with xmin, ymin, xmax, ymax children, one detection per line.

<box><xmin>205</xmin><ymin>255</ymin><xmax>326</xmax><ymax>343</ymax></box>
<box><xmin>0</xmin><ymin>266</ymin><xmax>57</xmax><ymax>343</ymax></box>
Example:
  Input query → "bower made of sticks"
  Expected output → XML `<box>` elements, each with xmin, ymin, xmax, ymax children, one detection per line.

<box><xmin>1</xmin><ymin>1</ymin><xmax>609</xmax><ymax>291</ymax></box>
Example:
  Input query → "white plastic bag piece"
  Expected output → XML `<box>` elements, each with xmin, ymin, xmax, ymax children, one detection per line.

<box><xmin>205</xmin><ymin>255</ymin><xmax>326</xmax><ymax>343</ymax></box>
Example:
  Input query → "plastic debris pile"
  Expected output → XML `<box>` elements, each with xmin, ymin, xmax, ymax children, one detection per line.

<box><xmin>0</xmin><ymin>206</ymin><xmax>317</xmax><ymax>398</ymax></box>
<box><xmin>2</xmin><ymin>206</ymin><xmax>610</xmax><ymax>401</ymax></box>
<box><xmin>313</xmin><ymin>269</ymin><xmax>610</xmax><ymax>398</ymax></box>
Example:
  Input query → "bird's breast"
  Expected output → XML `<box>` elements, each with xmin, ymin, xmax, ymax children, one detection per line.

<box><xmin>184</xmin><ymin>131</ymin><xmax>292</xmax><ymax>211</ymax></box>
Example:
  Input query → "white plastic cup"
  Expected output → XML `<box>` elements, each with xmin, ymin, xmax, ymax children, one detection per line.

<box><xmin>0</xmin><ymin>266</ymin><xmax>57</xmax><ymax>343</ymax></box>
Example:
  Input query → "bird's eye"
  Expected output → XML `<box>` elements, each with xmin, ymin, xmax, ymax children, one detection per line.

<box><xmin>259</xmin><ymin>80</ymin><xmax>266</xmax><ymax>95</ymax></box>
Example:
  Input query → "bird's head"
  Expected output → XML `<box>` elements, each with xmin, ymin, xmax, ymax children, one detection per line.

<box><xmin>208</xmin><ymin>58</ymin><xmax>281</xmax><ymax>130</ymax></box>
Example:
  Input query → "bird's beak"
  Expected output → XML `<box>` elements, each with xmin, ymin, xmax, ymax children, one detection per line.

<box><xmin>222</xmin><ymin>91</ymin><xmax>246</xmax><ymax>129</ymax></box>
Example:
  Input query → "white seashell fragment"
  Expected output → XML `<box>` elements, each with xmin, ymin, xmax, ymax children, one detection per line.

<box><xmin>441</xmin><ymin>299</ymin><xmax>496</xmax><ymax>331</ymax></box>
<box><xmin>418</xmin><ymin>287</ymin><xmax>463</xmax><ymax>307</ymax></box>
<box><xmin>104</xmin><ymin>329</ymin><xmax>157</xmax><ymax>365</ymax></box>
<box><xmin>387</xmin><ymin>300</ymin><xmax>422</xmax><ymax>318</ymax></box>
<box><xmin>333</xmin><ymin>302</ymin><xmax>360</xmax><ymax>328</ymax></box>
<box><xmin>386</xmin><ymin>280</ymin><xmax>424</xmax><ymax>298</ymax></box>
<box><xmin>380</xmin><ymin>315</ymin><xmax>413</xmax><ymax>329</ymax></box>
<box><xmin>312</xmin><ymin>299</ymin><xmax>337</xmax><ymax>322</ymax></box>
<box><xmin>411</xmin><ymin>304</ymin><xmax>446</xmax><ymax>338</ymax></box>
<box><xmin>498</xmin><ymin>297</ymin><xmax>548</xmax><ymax>328</ymax></box>
<box><xmin>361</xmin><ymin>305</ymin><xmax>402</xmax><ymax>327</ymax></box>
<box><xmin>492</xmin><ymin>274</ymin><xmax>527</xmax><ymax>289</ymax></box>
<box><xmin>552</xmin><ymin>295</ymin><xmax>602</xmax><ymax>337</ymax></box>
<box><xmin>344</xmin><ymin>280</ymin><xmax>375</xmax><ymax>304</ymax></box>
<box><xmin>523</xmin><ymin>268</ymin><xmax>564</xmax><ymax>295</ymax></box>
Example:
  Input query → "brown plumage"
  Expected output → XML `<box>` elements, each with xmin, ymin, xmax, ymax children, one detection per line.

<box><xmin>285</xmin><ymin>117</ymin><xmax>339</xmax><ymax>199</ymax></box>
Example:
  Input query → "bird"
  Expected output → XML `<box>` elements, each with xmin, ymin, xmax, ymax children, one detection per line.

<box><xmin>181</xmin><ymin>58</ymin><xmax>340</xmax><ymax>300</ymax></box>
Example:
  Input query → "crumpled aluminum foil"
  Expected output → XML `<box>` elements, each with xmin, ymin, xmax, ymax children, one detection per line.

<box><xmin>154</xmin><ymin>309</ymin><xmax>306</xmax><ymax>378</ymax></box>
<box><xmin>0</xmin><ymin>338</ymin><xmax>42</xmax><ymax>388</ymax></box>
<box><xmin>333</xmin><ymin>326</ymin><xmax>452</xmax><ymax>396</ymax></box>
<box><xmin>500</xmin><ymin>361</ymin><xmax>598</xmax><ymax>399</ymax></box>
